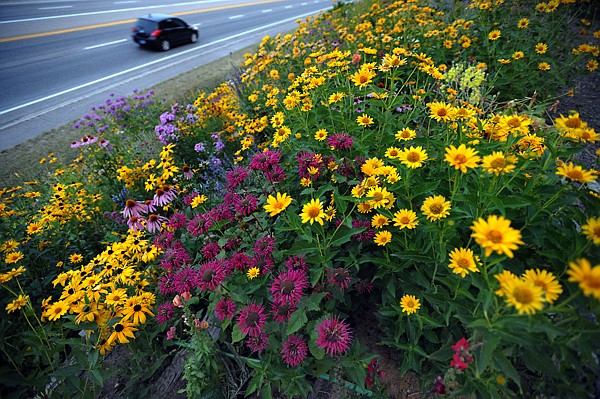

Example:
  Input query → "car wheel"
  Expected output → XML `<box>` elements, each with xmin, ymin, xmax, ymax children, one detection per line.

<box><xmin>160</xmin><ymin>39</ymin><xmax>171</xmax><ymax>51</ymax></box>
<box><xmin>190</xmin><ymin>33</ymin><xmax>198</xmax><ymax>43</ymax></box>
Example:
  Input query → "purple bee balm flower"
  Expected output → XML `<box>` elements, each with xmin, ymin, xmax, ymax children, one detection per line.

<box><xmin>270</xmin><ymin>301</ymin><xmax>296</xmax><ymax>323</ymax></box>
<box><xmin>155</xmin><ymin>302</ymin><xmax>175</xmax><ymax>324</ymax></box>
<box><xmin>270</xmin><ymin>269</ymin><xmax>309</xmax><ymax>305</ymax></box>
<box><xmin>315</xmin><ymin>316</ymin><xmax>352</xmax><ymax>357</ymax></box>
<box><xmin>237</xmin><ymin>303</ymin><xmax>267</xmax><ymax>337</ymax></box>
<box><xmin>246</xmin><ymin>331</ymin><xmax>269</xmax><ymax>353</ymax></box>
<box><xmin>327</xmin><ymin>267</ymin><xmax>352</xmax><ymax>291</ymax></box>
<box><xmin>197</xmin><ymin>260</ymin><xmax>225</xmax><ymax>291</ymax></box>
<box><xmin>226</xmin><ymin>167</ymin><xmax>249</xmax><ymax>189</ymax></box>
<box><xmin>281</xmin><ymin>335</ymin><xmax>308</xmax><ymax>367</ymax></box>
<box><xmin>215</xmin><ymin>297</ymin><xmax>236</xmax><ymax>321</ymax></box>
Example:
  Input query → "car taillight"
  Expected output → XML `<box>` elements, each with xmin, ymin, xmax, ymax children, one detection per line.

<box><xmin>150</xmin><ymin>30</ymin><xmax>162</xmax><ymax>37</ymax></box>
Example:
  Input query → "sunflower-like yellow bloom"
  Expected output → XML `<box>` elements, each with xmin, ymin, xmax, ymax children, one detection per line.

<box><xmin>264</xmin><ymin>192</ymin><xmax>293</xmax><ymax>217</ymax></box>
<box><xmin>374</xmin><ymin>230</ymin><xmax>392</xmax><ymax>246</ymax></box>
<box><xmin>300</xmin><ymin>198</ymin><xmax>326</xmax><ymax>225</ymax></box>
<box><xmin>421</xmin><ymin>195</ymin><xmax>451</xmax><ymax>222</ymax></box>
<box><xmin>399</xmin><ymin>146</ymin><xmax>428</xmax><ymax>169</ymax></box>
<box><xmin>470</xmin><ymin>215</ymin><xmax>523</xmax><ymax>258</ymax></box>
<box><xmin>448</xmin><ymin>248</ymin><xmax>480</xmax><ymax>278</ymax></box>
<box><xmin>481</xmin><ymin>152</ymin><xmax>516</xmax><ymax>175</ymax></box>
<box><xmin>502</xmin><ymin>278</ymin><xmax>545</xmax><ymax>315</ymax></box>
<box><xmin>392</xmin><ymin>209</ymin><xmax>419</xmax><ymax>230</ymax></box>
<box><xmin>556</xmin><ymin>162</ymin><xmax>596</xmax><ymax>183</ymax></box>
<box><xmin>582</xmin><ymin>217</ymin><xmax>600</xmax><ymax>244</ymax></box>
<box><xmin>400</xmin><ymin>294</ymin><xmax>421</xmax><ymax>315</ymax></box>
<box><xmin>444</xmin><ymin>144</ymin><xmax>480</xmax><ymax>173</ymax></box>
<box><xmin>522</xmin><ymin>269</ymin><xmax>562</xmax><ymax>304</ymax></box>
<box><xmin>567</xmin><ymin>258</ymin><xmax>600</xmax><ymax>300</ymax></box>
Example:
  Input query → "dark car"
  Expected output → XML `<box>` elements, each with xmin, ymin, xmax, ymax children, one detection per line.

<box><xmin>131</xmin><ymin>14</ymin><xmax>198</xmax><ymax>51</ymax></box>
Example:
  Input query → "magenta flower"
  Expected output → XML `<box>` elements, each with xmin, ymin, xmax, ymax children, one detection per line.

<box><xmin>281</xmin><ymin>335</ymin><xmax>308</xmax><ymax>367</ymax></box>
<box><xmin>215</xmin><ymin>297</ymin><xmax>236</xmax><ymax>321</ymax></box>
<box><xmin>127</xmin><ymin>215</ymin><xmax>146</xmax><ymax>231</ymax></box>
<box><xmin>155</xmin><ymin>302</ymin><xmax>175</xmax><ymax>323</ymax></box>
<box><xmin>237</xmin><ymin>303</ymin><xmax>267</xmax><ymax>337</ymax></box>
<box><xmin>316</xmin><ymin>316</ymin><xmax>352</xmax><ymax>356</ymax></box>
<box><xmin>171</xmin><ymin>267</ymin><xmax>199</xmax><ymax>294</ymax></box>
<box><xmin>285</xmin><ymin>255</ymin><xmax>308</xmax><ymax>272</ymax></box>
<box><xmin>229</xmin><ymin>252</ymin><xmax>251</xmax><ymax>271</ymax></box>
<box><xmin>270</xmin><ymin>269</ymin><xmax>309</xmax><ymax>305</ymax></box>
<box><xmin>270</xmin><ymin>301</ymin><xmax>296</xmax><ymax>323</ymax></box>
<box><xmin>226</xmin><ymin>167</ymin><xmax>249</xmax><ymax>189</ymax></box>
<box><xmin>254</xmin><ymin>236</ymin><xmax>276</xmax><ymax>257</ymax></box>
<box><xmin>197</xmin><ymin>260</ymin><xmax>225</xmax><ymax>291</ymax></box>
<box><xmin>234</xmin><ymin>194</ymin><xmax>258</xmax><ymax>216</ymax></box>
<box><xmin>452</xmin><ymin>337</ymin><xmax>469</xmax><ymax>353</ymax></box>
<box><xmin>167</xmin><ymin>213</ymin><xmax>187</xmax><ymax>230</ymax></box>
<box><xmin>246</xmin><ymin>331</ymin><xmax>269</xmax><ymax>353</ymax></box>
<box><xmin>188</xmin><ymin>213</ymin><xmax>213</xmax><ymax>236</ymax></box>
<box><xmin>202</xmin><ymin>242</ymin><xmax>221</xmax><ymax>260</ymax></box>
<box><xmin>327</xmin><ymin>133</ymin><xmax>354</xmax><ymax>150</ymax></box>
<box><xmin>327</xmin><ymin>267</ymin><xmax>351</xmax><ymax>291</ymax></box>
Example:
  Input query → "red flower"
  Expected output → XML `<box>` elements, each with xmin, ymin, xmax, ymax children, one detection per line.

<box><xmin>316</xmin><ymin>316</ymin><xmax>352</xmax><ymax>356</ymax></box>
<box><xmin>281</xmin><ymin>335</ymin><xmax>308</xmax><ymax>367</ymax></box>
<box><xmin>450</xmin><ymin>353</ymin><xmax>469</xmax><ymax>370</ymax></box>
<box><xmin>237</xmin><ymin>303</ymin><xmax>267</xmax><ymax>337</ymax></box>
<box><xmin>452</xmin><ymin>337</ymin><xmax>469</xmax><ymax>353</ymax></box>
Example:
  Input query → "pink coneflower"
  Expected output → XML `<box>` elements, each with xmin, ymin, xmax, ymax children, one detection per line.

<box><xmin>182</xmin><ymin>165</ymin><xmax>194</xmax><ymax>179</ymax></box>
<box><xmin>237</xmin><ymin>303</ymin><xmax>267</xmax><ymax>336</ymax></box>
<box><xmin>316</xmin><ymin>316</ymin><xmax>352</xmax><ymax>356</ymax></box>
<box><xmin>123</xmin><ymin>199</ymin><xmax>148</xmax><ymax>219</ymax></box>
<box><xmin>327</xmin><ymin>268</ymin><xmax>352</xmax><ymax>291</ymax></box>
<box><xmin>246</xmin><ymin>331</ymin><xmax>269</xmax><ymax>353</ymax></box>
<box><xmin>99</xmin><ymin>139</ymin><xmax>110</xmax><ymax>148</ymax></box>
<box><xmin>202</xmin><ymin>242</ymin><xmax>221</xmax><ymax>260</ymax></box>
<box><xmin>281</xmin><ymin>335</ymin><xmax>308</xmax><ymax>367</ymax></box>
<box><xmin>147</xmin><ymin>214</ymin><xmax>167</xmax><ymax>233</ymax></box>
<box><xmin>254</xmin><ymin>236</ymin><xmax>276</xmax><ymax>256</ymax></box>
<box><xmin>152</xmin><ymin>185</ymin><xmax>177</xmax><ymax>207</ymax></box>
<box><xmin>128</xmin><ymin>215</ymin><xmax>145</xmax><ymax>231</ymax></box>
<box><xmin>270</xmin><ymin>269</ymin><xmax>309</xmax><ymax>305</ymax></box>
<box><xmin>215</xmin><ymin>297</ymin><xmax>236</xmax><ymax>321</ymax></box>
<box><xmin>155</xmin><ymin>302</ymin><xmax>175</xmax><ymax>323</ymax></box>
<box><xmin>226</xmin><ymin>167</ymin><xmax>249</xmax><ymax>189</ymax></box>
<box><xmin>145</xmin><ymin>199</ymin><xmax>156</xmax><ymax>214</ymax></box>
<box><xmin>197</xmin><ymin>260</ymin><xmax>225</xmax><ymax>291</ymax></box>
<box><xmin>271</xmin><ymin>301</ymin><xmax>296</xmax><ymax>323</ymax></box>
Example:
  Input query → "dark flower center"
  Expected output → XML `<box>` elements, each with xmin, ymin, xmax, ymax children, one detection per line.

<box><xmin>133</xmin><ymin>304</ymin><xmax>142</xmax><ymax>312</ymax></box>
<box><xmin>115</xmin><ymin>323</ymin><xmax>124</xmax><ymax>332</ymax></box>
<box><xmin>203</xmin><ymin>269</ymin><xmax>215</xmax><ymax>282</ymax></box>
<box><xmin>281</xmin><ymin>280</ymin><xmax>295</xmax><ymax>295</ymax></box>
<box><xmin>246</xmin><ymin>312</ymin><xmax>259</xmax><ymax>326</ymax></box>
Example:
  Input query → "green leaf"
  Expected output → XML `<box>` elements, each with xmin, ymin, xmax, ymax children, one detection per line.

<box><xmin>328</xmin><ymin>225</ymin><xmax>360</xmax><ymax>248</ymax></box>
<box><xmin>91</xmin><ymin>367</ymin><xmax>104</xmax><ymax>387</ymax></box>
<box><xmin>287</xmin><ymin>309</ymin><xmax>308</xmax><ymax>335</ymax></box>
<box><xmin>492</xmin><ymin>351</ymin><xmax>521</xmax><ymax>389</ymax></box>
<box><xmin>476</xmin><ymin>333</ymin><xmax>500</xmax><ymax>376</ymax></box>
<box><xmin>231</xmin><ymin>325</ymin><xmax>245</xmax><ymax>343</ymax></box>
<box><xmin>309</xmin><ymin>336</ymin><xmax>325</xmax><ymax>360</ymax></box>
<box><xmin>261</xmin><ymin>383</ymin><xmax>273</xmax><ymax>399</ymax></box>
<box><xmin>301</xmin><ymin>292</ymin><xmax>327</xmax><ymax>312</ymax></box>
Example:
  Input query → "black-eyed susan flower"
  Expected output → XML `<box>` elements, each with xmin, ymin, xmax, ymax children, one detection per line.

<box><xmin>45</xmin><ymin>300</ymin><xmax>69</xmax><ymax>321</ymax></box>
<box><xmin>567</xmin><ymin>258</ymin><xmax>600</xmax><ymax>300</ymax></box>
<box><xmin>522</xmin><ymin>269</ymin><xmax>562</xmax><ymax>304</ymax></box>
<box><xmin>264</xmin><ymin>192</ymin><xmax>293</xmax><ymax>217</ymax></box>
<box><xmin>556</xmin><ymin>162</ymin><xmax>596</xmax><ymax>183</ymax></box>
<box><xmin>400</xmin><ymin>294</ymin><xmax>421</xmax><ymax>315</ymax></box>
<box><xmin>421</xmin><ymin>195</ymin><xmax>451</xmax><ymax>222</ymax></box>
<box><xmin>107</xmin><ymin>321</ymin><xmax>138</xmax><ymax>345</ymax></box>
<box><xmin>517</xmin><ymin>18</ymin><xmax>529</xmax><ymax>29</ymax></box>
<box><xmin>300</xmin><ymin>198</ymin><xmax>325</xmax><ymax>225</ymax></box>
<box><xmin>444</xmin><ymin>144</ymin><xmax>480</xmax><ymax>173</ymax></box>
<box><xmin>122</xmin><ymin>297</ymin><xmax>154</xmax><ymax>325</ymax></box>
<box><xmin>582</xmin><ymin>217</ymin><xmax>600</xmax><ymax>244</ymax></box>
<box><xmin>502</xmin><ymin>278</ymin><xmax>545</xmax><ymax>315</ymax></box>
<box><xmin>448</xmin><ymin>248</ymin><xmax>480</xmax><ymax>278</ymax></box>
<box><xmin>392</xmin><ymin>209</ymin><xmax>419</xmax><ymax>230</ymax></box>
<box><xmin>470</xmin><ymin>215</ymin><xmax>523</xmax><ymax>258</ymax></box>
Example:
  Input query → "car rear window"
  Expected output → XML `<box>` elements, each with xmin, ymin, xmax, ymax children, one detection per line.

<box><xmin>135</xmin><ymin>19</ymin><xmax>158</xmax><ymax>32</ymax></box>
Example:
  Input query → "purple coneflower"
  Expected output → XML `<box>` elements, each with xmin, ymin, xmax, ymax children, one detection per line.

<box><xmin>281</xmin><ymin>335</ymin><xmax>308</xmax><ymax>367</ymax></box>
<box><xmin>182</xmin><ymin>165</ymin><xmax>194</xmax><ymax>179</ymax></box>
<box><xmin>237</xmin><ymin>303</ymin><xmax>267</xmax><ymax>337</ymax></box>
<box><xmin>147</xmin><ymin>214</ymin><xmax>168</xmax><ymax>233</ymax></box>
<box><xmin>315</xmin><ymin>316</ymin><xmax>352</xmax><ymax>356</ymax></box>
<box><xmin>246</xmin><ymin>331</ymin><xmax>269</xmax><ymax>353</ymax></box>
<box><xmin>270</xmin><ymin>269</ymin><xmax>309</xmax><ymax>305</ymax></box>
<box><xmin>152</xmin><ymin>185</ymin><xmax>177</xmax><ymax>207</ymax></box>
<box><xmin>215</xmin><ymin>297</ymin><xmax>236</xmax><ymax>321</ymax></box>
<box><xmin>123</xmin><ymin>199</ymin><xmax>147</xmax><ymax>219</ymax></box>
<box><xmin>127</xmin><ymin>215</ymin><xmax>145</xmax><ymax>231</ymax></box>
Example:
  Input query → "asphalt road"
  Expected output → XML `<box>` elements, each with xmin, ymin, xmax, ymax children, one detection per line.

<box><xmin>0</xmin><ymin>0</ymin><xmax>339</xmax><ymax>151</ymax></box>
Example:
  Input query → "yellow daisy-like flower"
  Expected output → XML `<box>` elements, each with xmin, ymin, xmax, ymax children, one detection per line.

<box><xmin>400</xmin><ymin>294</ymin><xmax>421</xmax><ymax>315</ymax></box>
<box><xmin>488</xmin><ymin>30</ymin><xmax>501</xmax><ymax>40</ymax></box>
<box><xmin>374</xmin><ymin>230</ymin><xmax>392</xmax><ymax>246</ymax></box>
<box><xmin>191</xmin><ymin>194</ymin><xmax>207</xmax><ymax>208</ymax></box>
<box><xmin>366</xmin><ymin>186</ymin><xmax>395</xmax><ymax>209</ymax></box>
<box><xmin>498</xmin><ymin>114</ymin><xmax>531</xmax><ymax>135</ymax></box>
<box><xmin>314</xmin><ymin>128</ymin><xmax>328</xmax><ymax>141</ymax></box>
<box><xmin>582</xmin><ymin>217</ymin><xmax>600</xmax><ymax>244</ymax></box>
<box><xmin>538</xmin><ymin>62</ymin><xmax>551</xmax><ymax>71</ymax></box>
<box><xmin>107</xmin><ymin>321</ymin><xmax>138</xmax><ymax>345</ymax></box>
<box><xmin>470</xmin><ymin>215</ymin><xmax>523</xmax><ymax>258</ymax></box>
<box><xmin>448</xmin><ymin>248</ymin><xmax>480</xmax><ymax>278</ymax></box>
<box><xmin>264</xmin><ymin>192</ymin><xmax>293</xmax><ymax>217</ymax></box>
<box><xmin>328</xmin><ymin>92</ymin><xmax>346</xmax><ymax>104</ymax></box>
<box><xmin>392</xmin><ymin>209</ymin><xmax>419</xmax><ymax>230</ymax></box>
<box><xmin>5</xmin><ymin>251</ymin><xmax>24</xmax><ymax>264</ymax></box>
<box><xmin>349</xmin><ymin>67</ymin><xmax>376</xmax><ymax>88</ymax></box>
<box><xmin>494</xmin><ymin>269</ymin><xmax>518</xmax><ymax>297</ymax></box>
<box><xmin>522</xmin><ymin>269</ymin><xmax>563</xmax><ymax>304</ymax></box>
<box><xmin>567</xmin><ymin>258</ymin><xmax>600</xmax><ymax>300</ymax></box>
<box><xmin>502</xmin><ymin>278</ymin><xmax>546</xmax><ymax>315</ymax></box>
<box><xmin>371</xmin><ymin>214</ymin><xmax>390</xmax><ymax>228</ymax></box>
<box><xmin>6</xmin><ymin>294</ymin><xmax>29</xmax><ymax>314</ymax></box>
<box><xmin>385</xmin><ymin>147</ymin><xmax>402</xmax><ymax>159</ymax></box>
<box><xmin>556</xmin><ymin>162</ymin><xmax>596</xmax><ymax>183</ymax></box>
<box><xmin>399</xmin><ymin>146</ymin><xmax>428</xmax><ymax>169</ymax></box>
<box><xmin>444</xmin><ymin>144</ymin><xmax>480</xmax><ymax>173</ymax></box>
<box><xmin>300</xmin><ymin>198</ymin><xmax>326</xmax><ymax>225</ymax></box>
<box><xmin>427</xmin><ymin>101</ymin><xmax>454</xmax><ymax>123</ymax></box>
<box><xmin>587</xmin><ymin>59</ymin><xmax>599</xmax><ymax>72</ymax></box>
<box><xmin>481</xmin><ymin>152</ymin><xmax>516</xmax><ymax>176</ymax></box>
<box><xmin>247</xmin><ymin>267</ymin><xmax>260</xmax><ymax>279</ymax></box>
<box><xmin>45</xmin><ymin>300</ymin><xmax>70</xmax><ymax>321</ymax></box>
<box><xmin>356</xmin><ymin>113</ymin><xmax>374</xmax><ymax>127</ymax></box>
<box><xmin>517</xmin><ymin>18</ymin><xmax>529</xmax><ymax>29</ymax></box>
<box><xmin>421</xmin><ymin>195</ymin><xmax>451</xmax><ymax>222</ymax></box>
<box><xmin>69</xmin><ymin>253</ymin><xmax>83</xmax><ymax>264</ymax></box>
<box><xmin>535</xmin><ymin>42</ymin><xmax>548</xmax><ymax>54</ymax></box>
<box><xmin>396</xmin><ymin>128</ymin><xmax>416</xmax><ymax>141</ymax></box>
<box><xmin>26</xmin><ymin>222</ymin><xmax>42</xmax><ymax>235</ymax></box>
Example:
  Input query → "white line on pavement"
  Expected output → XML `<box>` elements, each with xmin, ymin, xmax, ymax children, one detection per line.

<box><xmin>84</xmin><ymin>38</ymin><xmax>127</xmax><ymax>50</ymax></box>
<box><xmin>38</xmin><ymin>5</ymin><xmax>73</xmax><ymax>10</ymax></box>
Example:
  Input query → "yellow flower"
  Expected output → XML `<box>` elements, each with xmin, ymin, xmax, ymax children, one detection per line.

<box><xmin>587</xmin><ymin>59</ymin><xmax>598</xmax><ymax>72</ymax></box>
<box><xmin>488</xmin><ymin>30</ymin><xmax>501</xmax><ymax>40</ymax></box>
<box><xmin>582</xmin><ymin>217</ymin><xmax>600</xmax><ymax>244</ymax></box>
<box><xmin>502</xmin><ymin>278</ymin><xmax>545</xmax><ymax>315</ymax></box>
<box><xmin>328</xmin><ymin>92</ymin><xmax>346</xmax><ymax>104</ymax></box>
<box><xmin>494</xmin><ymin>269</ymin><xmax>518</xmax><ymax>297</ymax></box>
<box><xmin>385</xmin><ymin>147</ymin><xmax>402</xmax><ymax>159</ymax></box>
<box><xmin>300</xmin><ymin>198</ymin><xmax>326</xmax><ymax>225</ymax></box>
<box><xmin>517</xmin><ymin>18</ymin><xmax>529</xmax><ymax>28</ymax></box>
<box><xmin>349</xmin><ymin>67</ymin><xmax>376</xmax><ymax>88</ymax></box>
<box><xmin>400</xmin><ymin>294</ymin><xmax>421</xmax><ymax>315</ymax></box>
<box><xmin>535</xmin><ymin>42</ymin><xmax>548</xmax><ymax>54</ymax></box>
<box><xmin>356</xmin><ymin>113</ymin><xmax>374</xmax><ymax>127</ymax></box>
<box><xmin>421</xmin><ymin>195</ymin><xmax>451</xmax><ymax>222</ymax></box>
<box><xmin>556</xmin><ymin>162</ymin><xmax>596</xmax><ymax>183</ymax></box>
<box><xmin>191</xmin><ymin>194</ymin><xmax>207</xmax><ymax>208</ymax></box>
<box><xmin>69</xmin><ymin>253</ymin><xmax>83</xmax><ymax>264</ymax></box>
<box><xmin>481</xmin><ymin>152</ymin><xmax>516</xmax><ymax>175</ymax></box>
<box><xmin>26</xmin><ymin>222</ymin><xmax>42</xmax><ymax>235</ymax></box>
<box><xmin>396</xmin><ymin>128</ymin><xmax>416</xmax><ymax>141</ymax></box>
<box><xmin>427</xmin><ymin>101</ymin><xmax>454</xmax><ymax>123</ymax></box>
<box><xmin>448</xmin><ymin>248</ymin><xmax>480</xmax><ymax>278</ymax></box>
<box><xmin>399</xmin><ymin>146</ymin><xmax>428</xmax><ymax>169</ymax></box>
<box><xmin>522</xmin><ymin>269</ymin><xmax>562</xmax><ymax>304</ymax></box>
<box><xmin>314</xmin><ymin>128</ymin><xmax>328</xmax><ymax>141</ymax></box>
<box><xmin>5</xmin><ymin>251</ymin><xmax>24</xmax><ymax>264</ymax></box>
<box><xmin>122</xmin><ymin>297</ymin><xmax>154</xmax><ymax>325</ymax></box>
<box><xmin>444</xmin><ymin>144</ymin><xmax>480</xmax><ymax>173</ymax></box>
<box><xmin>264</xmin><ymin>192</ymin><xmax>293</xmax><ymax>217</ymax></box>
<box><xmin>366</xmin><ymin>186</ymin><xmax>395</xmax><ymax>209</ymax></box>
<box><xmin>247</xmin><ymin>267</ymin><xmax>260</xmax><ymax>279</ymax></box>
<box><xmin>392</xmin><ymin>209</ymin><xmax>419</xmax><ymax>230</ymax></box>
<box><xmin>567</xmin><ymin>258</ymin><xmax>600</xmax><ymax>300</ymax></box>
<box><xmin>6</xmin><ymin>294</ymin><xmax>29</xmax><ymax>314</ymax></box>
<box><xmin>371</xmin><ymin>214</ymin><xmax>390</xmax><ymax>228</ymax></box>
<box><xmin>45</xmin><ymin>300</ymin><xmax>70</xmax><ymax>321</ymax></box>
<box><xmin>107</xmin><ymin>321</ymin><xmax>138</xmax><ymax>345</ymax></box>
<box><xmin>374</xmin><ymin>230</ymin><xmax>392</xmax><ymax>246</ymax></box>
<box><xmin>471</xmin><ymin>215</ymin><xmax>523</xmax><ymax>258</ymax></box>
<box><xmin>538</xmin><ymin>62</ymin><xmax>551</xmax><ymax>71</ymax></box>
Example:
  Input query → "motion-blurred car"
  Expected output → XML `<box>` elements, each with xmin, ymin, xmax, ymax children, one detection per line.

<box><xmin>131</xmin><ymin>14</ymin><xmax>198</xmax><ymax>51</ymax></box>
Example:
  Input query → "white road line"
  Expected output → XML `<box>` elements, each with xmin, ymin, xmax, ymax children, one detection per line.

<box><xmin>262</xmin><ymin>9</ymin><xmax>272</xmax><ymax>13</ymax></box>
<box><xmin>0</xmin><ymin>8</ymin><xmax>332</xmax><ymax>118</ymax></box>
<box><xmin>84</xmin><ymin>38</ymin><xmax>127</xmax><ymax>50</ymax></box>
<box><xmin>284</xmin><ymin>5</ymin><xmax>292</xmax><ymax>9</ymax></box>
<box><xmin>229</xmin><ymin>15</ymin><xmax>244</xmax><ymax>19</ymax></box>
<box><xmin>114</xmin><ymin>1</ymin><xmax>138</xmax><ymax>4</ymax></box>
<box><xmin>1</xmin><ymin>0</ymin><xmax>242</xmax><ymax>23</ymax></box>
<box><xmin>38</xmin><ymin>5</ymin><xmax>73</xmax><ymax>10</ymax></box>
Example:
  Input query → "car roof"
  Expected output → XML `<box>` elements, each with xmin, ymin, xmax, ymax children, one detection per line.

<box><xmin>138</xmin><ymin>13</ymin><xmax>175</xmax><ymax>22</ymax></box>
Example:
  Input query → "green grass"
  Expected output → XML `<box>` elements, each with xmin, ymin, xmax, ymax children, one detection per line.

<box><xmin>0</xmin><ymin>45</ymin><xmax>256</xmax><ymax>188</ymax></box>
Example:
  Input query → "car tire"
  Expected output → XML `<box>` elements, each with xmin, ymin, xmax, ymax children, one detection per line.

<box><xmin>190</xmin><ymin>33</ymin><xmax>198</xmax><ymax>43</ymax></box>
<box><xmin>160</xmin><ymin>39</ymin><xmax>171</xmax><ymax>51</ymax></box>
